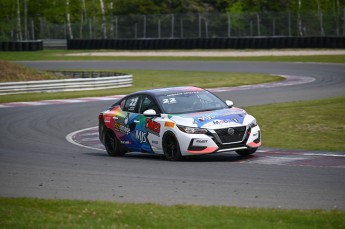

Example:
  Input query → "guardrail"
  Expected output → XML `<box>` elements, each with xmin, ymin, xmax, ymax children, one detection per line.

<box><xmin>0</xmin><ymin>74</ymin><xmax>132</xmax><ymax>95</ymax></box>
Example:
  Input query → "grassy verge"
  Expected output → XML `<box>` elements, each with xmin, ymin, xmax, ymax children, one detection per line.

<box><xmin>246</xmin><ymin>96</ymin><xmax>345</xmax><ymax>152</ymax></box>
<box><xmin>0</xmin><ymin>50</ymin><xmax>344</xmax><ymax>63</ymax></box>
<box><xmin>0</xmin><ymin>60</ymin><xmax>64</xmax><ymax>82</ymax></box>
<box><xmin>0</xmin><ymin>198</ymin><xmax>344</xmax><ymax>229</ymax></box>
<box><xmin>0</xmin><ymin>69</ymin><xmax>282</xmax><ymax>103</ymax></box>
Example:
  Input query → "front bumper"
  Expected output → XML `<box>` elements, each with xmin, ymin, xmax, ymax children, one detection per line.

<box><xmin>179</xmin><ymin>125</ymin><xmax>261</xmax><ymax>156</ymax></box>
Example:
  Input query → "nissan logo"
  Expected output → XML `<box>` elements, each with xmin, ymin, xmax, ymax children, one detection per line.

<box><xmin>227</xmin><ymin>128</ymin><xmax>235</xmax><ymax>135</ymax></box>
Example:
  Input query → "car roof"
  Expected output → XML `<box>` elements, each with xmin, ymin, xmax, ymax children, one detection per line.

<box><xmin>132</xmin><ymin>86</ymin><xmax>205</xmax><ymax>97</ymax></box>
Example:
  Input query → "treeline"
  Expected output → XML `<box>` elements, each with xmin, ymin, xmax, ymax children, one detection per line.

<box><xmin>0</xmin><ymin>0</ymin><xmax>344</xmax><ymax>40</ymax></box>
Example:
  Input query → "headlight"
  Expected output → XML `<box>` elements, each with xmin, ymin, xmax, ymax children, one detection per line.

<box><xmin>177</xmin><ymin>125</ymin><xmax>208</xmax><ymax>134</ymax></box>
<box><xmin>249</xmin><ymin>119</ymin><xmax>258</xmax><ymax>128</ymax></box>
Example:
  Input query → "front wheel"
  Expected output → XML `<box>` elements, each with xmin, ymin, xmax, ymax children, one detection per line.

<box><xmin>236</xmin><ymin>147</ymin><xmax>257</xmax><ymax>156</ymax></box>
<box><xmin>103</xmin><ymin>130</ymin><xmax>126</xmax><ymax>157</ymax></box>
<box><xmin>162</xmin><ymin>134</ymin><xmax>182</xmax><ymax>161</ymax></box>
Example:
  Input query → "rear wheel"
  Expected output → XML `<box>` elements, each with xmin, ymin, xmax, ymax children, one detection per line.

<box><xmin>162</xmin><ymin>134</ymin><xmax>182</xmax><ymax>161</ymax></box>
<box><xmin>236</xmin><ymin>147</ymin><xmax>257</xmax><ymax>156</ymax></box>
<box><xmin>103</xmin><ymin>130</ymin><xmax>126</xmax><ymax>157</ymax></box>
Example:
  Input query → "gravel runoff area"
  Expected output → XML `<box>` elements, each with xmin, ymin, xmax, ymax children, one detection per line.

<box><xmin>64</xmin><ymin>49</ymin><xmax>345</xmax><ymax>57</ymax></box>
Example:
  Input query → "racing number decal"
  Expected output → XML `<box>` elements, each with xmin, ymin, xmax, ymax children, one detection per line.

<box><xmin>162</xmin><ymin>98</ymin><xmax>176</xmax><ymax>104</ymax></box>
<box><xmin>129</xmin><ymin>97</ymin><xmax>138</xmax><ymax>107</ymax></box>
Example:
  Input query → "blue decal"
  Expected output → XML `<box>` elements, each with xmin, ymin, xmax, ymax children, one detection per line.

<box><xmin>190</xmin><ymin>109</ymin><xmax>245</xmax><ymax>127</ymax></box>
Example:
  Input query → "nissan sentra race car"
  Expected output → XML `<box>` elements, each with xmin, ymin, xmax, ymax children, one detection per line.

<box><xmin>98</xmin><ymin>86</ymin><xmax>261</xmax><ymax>160</ymax></box>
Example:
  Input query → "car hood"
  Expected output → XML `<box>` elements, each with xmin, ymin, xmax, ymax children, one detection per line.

<box><xmin>168</xmin><ymin>107</ymin><xmax>251</xmax><ymax>129</ymax></box>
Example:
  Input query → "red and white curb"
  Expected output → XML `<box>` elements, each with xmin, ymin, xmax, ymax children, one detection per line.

<box><xmin>0</xmin><ymin>75</ymin><xmax>315</xmax><ymax>109</ymax></box>
<box><xmin>66</xmin><ymin>126</ymin><xmax>345</xmax><ymax>168</ymax></box>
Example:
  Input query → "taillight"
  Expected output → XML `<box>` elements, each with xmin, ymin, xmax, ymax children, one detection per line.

<box><xmin>98</xmin><ymin>113</ymin><xmax>103</xmax><ymax>120</ymax></box>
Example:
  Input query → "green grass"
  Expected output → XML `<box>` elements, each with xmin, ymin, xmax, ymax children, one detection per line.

<box><xmin>0</xmin><ymin>50</ymin><xmax>344</xmax><ymax>63</ymax></box>
<box><xmin>0</xmin><ymin>198</ymin><xmax>344</xmax><ymax>229</ymax></box>
<box><xmin>0</xmin><ymin>60</ymin><xmax>65</xmax><ymax>82</ymax></box>
<box><xmin>246</xmin><ymin>96</ymin><xmax>345</xmax><ymax>152</ymax></box>
<box><xmin>0</xmin><ymin>69</ymin><xmax>282</xmax><ymax>103</ymax></box>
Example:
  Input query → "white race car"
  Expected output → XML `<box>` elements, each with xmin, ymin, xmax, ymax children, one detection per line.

<box><xmin>99</xmin><ymin>86</ymin><xmax>261</xmax><ymax>160</ymax></box>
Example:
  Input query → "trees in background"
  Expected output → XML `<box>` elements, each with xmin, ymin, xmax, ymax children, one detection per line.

<box><xmin>0</xmin><ymin>0</ymin><xmax>344</xmax><ymax>40</ymax></box>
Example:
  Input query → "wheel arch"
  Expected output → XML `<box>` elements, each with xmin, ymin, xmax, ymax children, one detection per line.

<box><xmin>162</xmin><ymin>130</ymin><xmax>178</xmax><ymax>144</ymax></box>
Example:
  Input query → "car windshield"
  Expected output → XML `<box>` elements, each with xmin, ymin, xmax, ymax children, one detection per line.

<box><xmin>157</xmin><ymin>90</ymin><xmax>228</xmax><ymax>114</ymax></box>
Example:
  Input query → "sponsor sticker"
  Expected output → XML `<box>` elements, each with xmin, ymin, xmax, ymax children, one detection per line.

<box><xmin>114</xmin><ymin>121</ymin><xmax>130</xmax><ymax>135</ymax></box>
<box><xmin>193</xmin><ymin>139</ymin><xmax>209</xmax><ymax>147</ymax></box>
<box><xmin>146</xmin><ymin>118</ymin><xmax>161</xmax><ymax>136</ymax></box>
<box><xmin>135</xmin><ymin>130</ymin><xmax>147</xmax><ymax>144</ymax></box>
<box><xmin>120</xmin><ymin>140</ymin><xmax>131</xmax><ymax>144</ymax></box>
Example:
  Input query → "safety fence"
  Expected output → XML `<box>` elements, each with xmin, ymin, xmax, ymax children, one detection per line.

<box><xmin>40</xmin><ymin>11</ymin><xmax>345</xmax><ymax>39</ymax></box>
<box><xmin>1</xmin><ymin>11</ymin><xmax>344</xmax><ymax>41</ymax></box>
<box><xmin>67</xmin><ymin>37</ymin><xmax>345</xmax><ymax>50</ymax></box>
<box><xmin>0</xmin><ymin>72</ymin><xmax>132</xmax><ymax>95</ymax></box>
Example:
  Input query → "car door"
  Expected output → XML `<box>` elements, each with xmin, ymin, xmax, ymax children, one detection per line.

<box><xmin>112</xmin><ymin>95</ymin><xmax>141</xmax><ymax>151</ymax></box>
<box><xmin>130</xmin><ymin>95</ymin><xmax>162</xmax><ymax>153</ymax></box>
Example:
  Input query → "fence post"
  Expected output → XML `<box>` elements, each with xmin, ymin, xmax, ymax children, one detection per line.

<box><xmin>39</xmin><ymin>18</ymin><xmax>44</xmax><ymax>39</ymax></box>
<box><xmin>31</xmin><ymin>19</ymin><xmax>35</xmax><ymax>40</ymax></box>
<box><xmin>320</xmin><ymin>11</ymin><xmax>324</xmax><ymax>36</ymax></box>
<box><xmin>198</xmin><ymin>14</ymin><xmax>201</xmax><ymax>38</ymax></box>
<box><xmin>256</xmin><ymin>13</ymin><xmax>261</xmax><ymax>36</ymax></box>
<box><xmin>171</xmin><ymin>14</ymin><xmax>174</xmax><ymax>38</ymax></box>
<box><xmin>158</xmin><ymin>19</ymin><xmax>161</xmax><ymax>38</ymax></box>
<box><xmin>143</xmin><ymin>15</ymin><xmax>146</xmax><ymax>38</ymax></box>
<box><xmin>250</xmin><ymin>20</ymin><xmax>253</xmax><ymax>36</ymax></box>
<box><xmin>64</xmin><ymin>19</ymin><xmax>67</xmax><ymax>39</ymax></box>
<box><xmin>343</xmin><ymin>8</ymin><xmax>345</xmax><ymax>36</ymax></box>
<box><xmin>227</xmin><ymin>13</ymin><xmax>231</xmax><ymax>37</ymax></box>
<box><xmin>288</xmin><ymin>12</ymin><xmax>291</xmax><ymax>36</ymax></box>
<box><xmin>180</xmin><ymin>17</ymin><xmax>183</xmax><ymax>38</ymax></box>
<box><xmin>273</xmin><ymin>18</ymin><xmax>275</xmax><ymax>36</ymax></box>
<box><xmin>115</xmin><ymin>16</ymin><xmax>118</xmax><ymax>39</ymax></box>
<box><xmin>205</xmin><ymin>19</ymin><xmax>208</xmax><ymax>38</ymax></box>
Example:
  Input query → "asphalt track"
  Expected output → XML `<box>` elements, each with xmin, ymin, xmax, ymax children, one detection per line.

<box><xmin>0</xmin><ymin>61</ymin><xmax>345</xmax><ymax>210</ymax></box>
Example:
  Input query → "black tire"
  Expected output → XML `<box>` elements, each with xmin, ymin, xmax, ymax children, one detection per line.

<box><xmin>236</xmin><ymin>147</ymin><xmax>257</xmax><ymax>156</ymax></box>
<box><xmin>99</xmin><ymin>120</ymin><xmax>106</xmax><ymax>144</ymax></box>
<box><xmin>103</xmin><ymin>130</ymin><xmax>126</xmax><ymax>157</ymax></box>
<box><xmin>162</xmin><ymin>133</ymin><xmax>182</xmax><ymax>161</ymax></box>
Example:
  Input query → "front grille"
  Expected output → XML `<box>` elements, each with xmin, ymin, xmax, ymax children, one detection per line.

<box><xmin>214</xmin><ymin>126</ymin><xmax>246</xmax><ymax>143</ymax></box>
<box><xmin>216</xmin><ymin>142</ymin><xmax>247</xmax><ymax>149</ymax></box>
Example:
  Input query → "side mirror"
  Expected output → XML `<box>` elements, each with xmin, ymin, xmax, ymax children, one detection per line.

<box><xmin>226</xmin><ymin>100</ymin><xmax>233</xmax><ymax>108</ymax></box>
<box><xmin>143</xmin><ymin>109</ymin><xmax>158</xmax><ymax>117</ymax></box>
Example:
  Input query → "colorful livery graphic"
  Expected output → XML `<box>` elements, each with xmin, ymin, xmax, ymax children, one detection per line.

<box><xmin>98</xmin><ymin>86</ymin><xmax>261</xmax><ymax>160</ymax></box>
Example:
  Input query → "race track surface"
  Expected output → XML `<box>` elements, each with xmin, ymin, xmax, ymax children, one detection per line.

<box><xmin>1</xmin><ymin>61</ymin><xmax>344</xmax><ymax>210</ymax></box>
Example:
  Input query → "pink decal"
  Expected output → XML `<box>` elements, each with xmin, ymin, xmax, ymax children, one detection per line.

<box><xmin>248</xmin><ymin>141</ymin><xmax>261</xmax><ymax>148</ymax></box>
<box><xmin>188</xmin><ymin>147</ymin><xmax>218</xmax><ymax>154</ymax></box>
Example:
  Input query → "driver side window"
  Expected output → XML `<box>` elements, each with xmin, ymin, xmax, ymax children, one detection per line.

<box><xmin>139</xmin><ymin>96</ymin><xmax>159</xmax><ymax>114</ymax></box>
<box><xmin>123</xmin><ymin>96</ymin><xmax>140</xmax><ymax>113</ymax></box>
